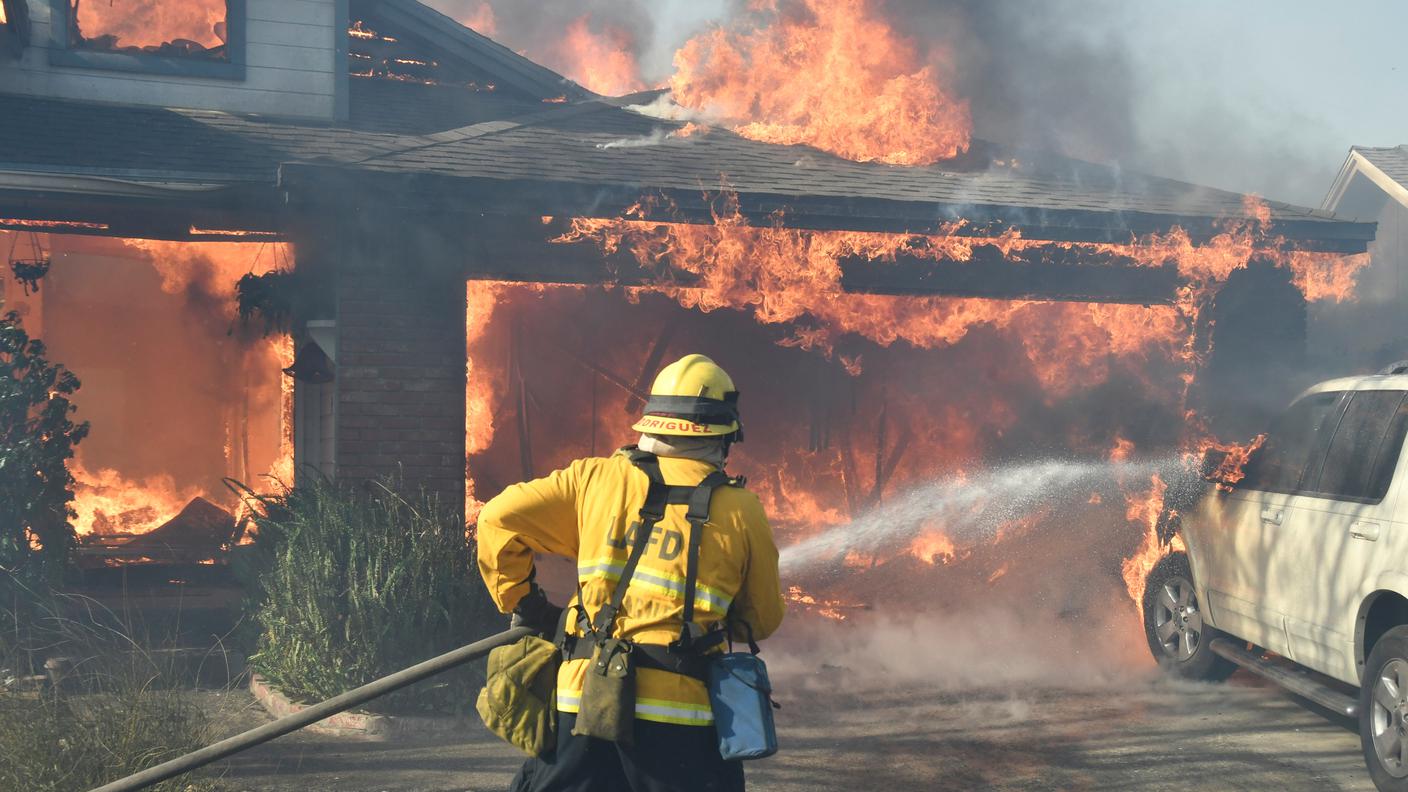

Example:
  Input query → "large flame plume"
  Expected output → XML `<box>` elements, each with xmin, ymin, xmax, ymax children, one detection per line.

<box><xmin>670</xmin><ymin>0</ymin><xmax>972</xmax><ymax>165</ymax></box>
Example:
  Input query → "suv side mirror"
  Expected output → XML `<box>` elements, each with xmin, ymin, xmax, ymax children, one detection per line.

<box><xmin>1200</xmin><ymin>449</ymin><xmax>1231</xmax><ymax>482</ymax></box>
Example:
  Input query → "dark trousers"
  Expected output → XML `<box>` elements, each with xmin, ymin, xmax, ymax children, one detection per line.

<box><xmin>510</xmin><ymin>711</ymin><xmax>745</xmax><ymax>792</ymax></box>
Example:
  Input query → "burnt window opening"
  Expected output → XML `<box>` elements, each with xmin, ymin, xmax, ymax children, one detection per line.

<box><xmin>69</xmin><ymin>0</ymin><xmax>228</xmax><ymax>60</ymax></box>
<box><xmin>48</xmin><ymin>0</ymin><xmax>246</xmax><ymax>79</ymax></box>
<box><xmin>347</xmin><ymin>17</ymin><xmax>502</xmax><ymax>92</ymax></box>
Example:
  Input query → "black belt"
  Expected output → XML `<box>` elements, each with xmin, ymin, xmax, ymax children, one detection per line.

<box><xmin>564</xmin><ymin>635</ymin><xmax>719</xmax><ymax>683</ymax></box>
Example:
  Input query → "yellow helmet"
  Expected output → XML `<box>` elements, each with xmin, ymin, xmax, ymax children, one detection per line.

<box><xmin>632</xmin><ymin>354</ymin><xmax>743</xmax><ymax>440</ymax></box>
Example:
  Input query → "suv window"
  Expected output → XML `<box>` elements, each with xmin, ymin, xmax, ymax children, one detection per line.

<box><xmin>1240</xmin><ymin>391</ymin><xmax>1345</xmax><ymax>494</ymax></box>
<box><xmin>1309</xmin><ymin>391</ymin><xmax>1408</xmax><ymax>502</ymax></box>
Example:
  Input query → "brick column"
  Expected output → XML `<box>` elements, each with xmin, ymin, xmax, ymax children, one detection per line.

<box><xmin>333</xmin><ymin>249</ymin><xmax>466</xmax><ymax>510</ymax></box>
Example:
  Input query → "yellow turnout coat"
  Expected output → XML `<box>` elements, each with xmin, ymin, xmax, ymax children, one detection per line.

<box><xmin>477</xmin><ymin>450</ymin><xmax>786</xmax><ymax>726</ymax></box>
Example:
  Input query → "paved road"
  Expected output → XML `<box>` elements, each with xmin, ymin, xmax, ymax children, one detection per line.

<box><xmin>201</xmin><ymin>670</ymin><xmax>1373</xmax><ymax>792</ymax></box>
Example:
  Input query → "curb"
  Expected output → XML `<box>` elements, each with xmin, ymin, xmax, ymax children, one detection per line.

<box><xmin>248</xmin><ymin>674</ymin><xmax>469</xmax><ymax>740</ymax></box>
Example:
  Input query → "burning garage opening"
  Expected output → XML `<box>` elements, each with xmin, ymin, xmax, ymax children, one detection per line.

<box><xmin>0</xmin><ymin>0</ymin><xmax>1390</xmax><ymax>786</ymax></box>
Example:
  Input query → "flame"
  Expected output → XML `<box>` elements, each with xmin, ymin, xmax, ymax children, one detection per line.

<box><xmin>349</xmin><ymin>20</ymin><xmax>393</xmax><ymax>42</ymax></box>
<box><xmin>1196</xmin><ymin>434</ymin><xmax>1267</xmax><ymax>490</ymax></box>
<box><xmin>461</xmin><ymin>2</ymin><xmax>497</xmax><ymax>35</ymax></box>
<box><xmin>557</xmin><ymin>193</ymin><xmax>1365</xmax><ymax>413</ymax></box>
<box><xmin>466</xmin><ymin>281</ymin><xmax>509</xmax><ymax>521</ymax></box>
<box><xmin>1108</xmin><ymin>435</ymin><xmax>1135</xmax><ymax>463</ymax></box>
<box><xmin>908</xmin><ymin>531</ymin><xmax>956</xmax><ymax>565</ymax></box>
<box><xmin>552</xmin><ymin>16</ymin><xmax>647</xmax><ymax>96</ymax></box>
<box><xmin>785</xmin><ymin>584</ymin><xmax>860</xmax><ymax>621</ymax></box>
<box><xmin>53</xmin><ymin>237</ymin><xmax>291</xmax><ymax>541</ymax></box>
<box><xmin>73</xmin><ymin>0</ymin><xmax>227</xmax><ymax>52</ymax></box>
<box><xmin>1287</xmin><ymin>250</ymin><xmax>1370</xmax><ymax>303</ymax></box>
<box><xmin>669</xmin><ymin>0</ymin><xmax>971</xmax><ymax>165</ymax></box>
<box><xmin>269</xmin><ymin>335</ymin><xmax>296</xmax><ymax>486</ymax></box>
<box><xmin>1119</xmin><ymin>473</ymin><xmax>1176</xmax><ymax>608</ymax></box>
<box><xmin>70</xmin><ymin>454</ymin><xmax>204</xmax><ymax>537</ymax></box>
<box><xmin>987</xmin><ymin>562</ymin><xmax>1010</xmax><ymax>585</ymax></box>
<box><xmin>542</xmin><ymin>193</ymin><xmax>1370</xmax><ymax>623</ymax></box>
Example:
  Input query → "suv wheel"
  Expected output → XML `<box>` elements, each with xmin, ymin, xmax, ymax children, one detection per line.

<box><xmin>1142</xmin><ymin>552</ymin><xmax>1237</xmax><ymax>681</ymax></box>
<box><xmin>1360</xmin><ymin>626</ymin><xmax>1408</xmax><ymax>791</ymax></box>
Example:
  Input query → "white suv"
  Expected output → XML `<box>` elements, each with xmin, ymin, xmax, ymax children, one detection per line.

<box><xmin>1145</xmin><ymin>369</ymin><xmax>1408</xmax><ymax>791</ymax></box>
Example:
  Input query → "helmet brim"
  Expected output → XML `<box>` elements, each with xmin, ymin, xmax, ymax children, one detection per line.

<box><xmin>632</xmin><ymin>415</ymin><xmax>740</xmax><ymax>437</ymax></box>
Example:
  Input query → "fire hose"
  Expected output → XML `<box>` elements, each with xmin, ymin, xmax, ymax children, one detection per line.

<box><xmin>88</xmin><ymin>626</ymin><xmax>533</xmax><ymax>792</ymax></box>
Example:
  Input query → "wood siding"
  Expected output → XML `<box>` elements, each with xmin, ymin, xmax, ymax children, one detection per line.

<box><xmin>0</xmin><ymin>0</ymin><xmax>339</xmax><ymax>120</ymax></box>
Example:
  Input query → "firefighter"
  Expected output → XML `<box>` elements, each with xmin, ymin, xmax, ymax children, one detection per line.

<box><xmin>478</xmin><ymin>353</ymin><xmax>786</xmax><ymax>792</ymax></box>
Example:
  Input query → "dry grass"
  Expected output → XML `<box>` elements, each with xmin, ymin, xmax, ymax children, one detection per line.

<box><xmin>0</xmin><ymin>686</ymin><xmax>217</xmax><ymax>791</ymax></box>
<box><xmin>0</xmin><ymin>585</ymin><xmax>220</xmax><ymax>791</ymax></box>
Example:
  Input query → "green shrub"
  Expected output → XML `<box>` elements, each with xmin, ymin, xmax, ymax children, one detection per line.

<box><xmin>0</xmin><ymin>311</ymin><xmax>89</xmax><ymax>593</ymax></box>
<box><xmin>240</xmin><ymin>477</ymin><xmax>498</xmax><ymax>714</ymax></box>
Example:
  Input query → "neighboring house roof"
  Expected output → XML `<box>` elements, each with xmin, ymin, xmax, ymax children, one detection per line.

<box><xmin>1324</xmin><ymin>145</ymin><xmax>1408</xmax><ymax>219</ymax></box>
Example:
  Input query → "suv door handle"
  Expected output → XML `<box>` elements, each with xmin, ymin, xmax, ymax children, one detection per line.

<box><xmin>1261</xmin><ymin>508</ymin><xmax>1283</xmax><ymax>526</ymax></box>
<box><xmin>1351</xmin><ymin>522</ymin><xmax>1382</xmax><ymax>542</ymax></box>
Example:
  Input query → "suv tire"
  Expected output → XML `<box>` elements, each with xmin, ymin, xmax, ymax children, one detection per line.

<box><xmin>1360</xmin><ymin>626</ymin><xmax>1408</xmax><ymax>791</ymax></box>
<box><xmin>1142</xmin><ymin>552</ymin><xmax>1237</xmax><ymax>682</ymax></box>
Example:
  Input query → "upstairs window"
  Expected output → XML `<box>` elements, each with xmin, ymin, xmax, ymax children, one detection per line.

<box><xmin>49</xmin><ymin>0</ymin><xmax>246</xmax><ymax>79</ymax></box>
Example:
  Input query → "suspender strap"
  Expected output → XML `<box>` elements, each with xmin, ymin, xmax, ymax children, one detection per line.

<box><xmin>577</xmin><ymin>447</ymin><xmax>740</xmax><ymax>666</ymax></box>
<box><xmin>675</xmin><ymin>471</ymin><xmax>731</xmax><ymax>650</ymax></box>
<box><xmin>589</xmin><ymin>452</ymin><xmax>670</xmax><ymax>639</ymax></box>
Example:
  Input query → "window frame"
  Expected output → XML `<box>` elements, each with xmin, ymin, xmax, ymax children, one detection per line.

<box><xmin>47</xmin><ymin>0</ymin><xmax>246</xmax><ymax>80</ymax></box>
<box><xmin>1300</xmin><ymin>390</ymin><xmax>1408</xmax><ymax>506</ymax></box>
<box><xmin>1239</xmin><ymin>388</ymin><xmax>1408</xmax><ymax>506</ymax></box>
<box><xmin>1238</xmin><ymin>390</ymin><xmax>1348</xmax><ymax>497</ymax></box>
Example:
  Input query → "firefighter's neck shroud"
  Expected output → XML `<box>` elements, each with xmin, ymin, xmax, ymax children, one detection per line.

<box><xmin>571</xmin><ymin>449</ymin><xmax>735</xmax><ymax>745</ymax></box>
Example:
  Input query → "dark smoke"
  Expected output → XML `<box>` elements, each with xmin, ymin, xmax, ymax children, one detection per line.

<box><xmin>885</xmin><ymin>0</ymin><xmax>1139</xmax><ymax>164</ymax></box>
<box><xmin>429</xmin><ymin>0</ymin><xmax>1344</xmax><ymax>207</ymax></box>
<box><xmin>884</xmin><ymin>0</ymin><xmax>1342</xmax><ymax>206</ymax></box>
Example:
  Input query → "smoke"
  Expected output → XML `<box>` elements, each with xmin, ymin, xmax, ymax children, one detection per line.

<box><xmin>884</xmin><ymin>0</ymin><xmax>1352</xmax><ymax>206</ymax></box>
<box><xmin>429</xmin><ymin>0</ymin><xmax>1357</xmax><ymax>207</ymax></box>
<box><xmin>771</xmin><ymin>459</ymin><xmax>1170</xmax><ymax>691</ymax></box>
<box><xmin>426</xmin><ymin>0</ymin><xmax>657</xmax><ymax>94</ymax></box>
<box><xmin>768</xmin><ymin>606</ymin><xmax>1149</xmax><ymax>693</ymax></box>
<box><xmin>432</xmin><ymin>0</ymin><xmax>654</xmax><ymax>50</ymax></box>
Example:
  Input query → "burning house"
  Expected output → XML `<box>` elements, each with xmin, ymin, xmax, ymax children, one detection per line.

<box><xmin>0</xmin><ymin>0</ymin><xmax>1380</xmax><ymax>629</ymax></box>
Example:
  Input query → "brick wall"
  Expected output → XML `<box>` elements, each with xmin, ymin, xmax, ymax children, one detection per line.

<box><xmin>334</xmin><ymin>265</ymin><xmax>467</xmax><ymax>510</ymax></box>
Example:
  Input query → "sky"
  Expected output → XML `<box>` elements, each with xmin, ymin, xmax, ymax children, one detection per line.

<box><xmin>447</xmin><ymin>0</ymin><xmax>1408</xmax><ymax>209</ymax></box>
<box><xmin>1099</xmin><ymin>1</ymin><xmax>1408</xmax><ymax>206</ymax></box>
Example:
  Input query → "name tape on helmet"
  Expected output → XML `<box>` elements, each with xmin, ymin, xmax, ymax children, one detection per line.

<box><xmin>636</xmin><ymin>416</ymin><xmax>716</xmax><ymax>434</ymax></box>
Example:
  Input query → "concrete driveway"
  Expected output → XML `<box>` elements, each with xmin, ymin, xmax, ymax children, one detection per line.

<box><xmin>202</xmin><ymin>670</ymin><xmax>1372</xmax><ymax>792</ymax></box>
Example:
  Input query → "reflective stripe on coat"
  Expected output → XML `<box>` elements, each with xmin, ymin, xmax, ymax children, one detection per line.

<box><xmin>477</xmin><ymin>451</ymin><xmax>786</xmax><ymax>726</ymax></box>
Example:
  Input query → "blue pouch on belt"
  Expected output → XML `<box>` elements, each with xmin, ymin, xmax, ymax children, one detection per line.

<box><xmin>707</xmin><ymin>650</ymin><xmax>779</xmax><ymax>760</ymax></box>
